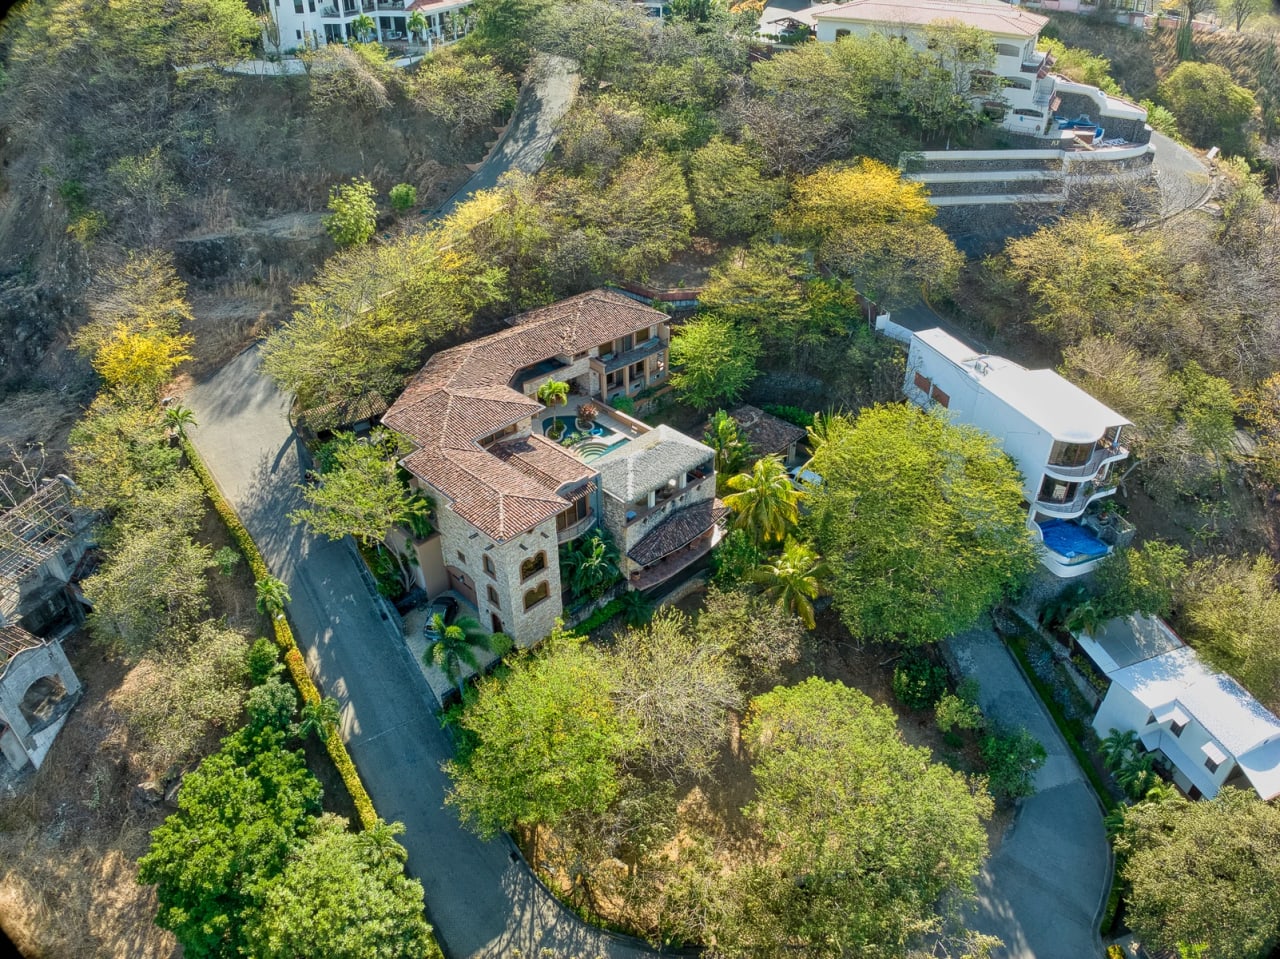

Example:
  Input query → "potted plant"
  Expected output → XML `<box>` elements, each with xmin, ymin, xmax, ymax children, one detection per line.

<box><xmin>576</xmin><ymin>403</ymin><xmax>598</xmax><ymax>431</ymax></box>
<box><xmin>547</xmin><ymin>418</ymin><xmax>565</xmax><ymax>441</ymax></box>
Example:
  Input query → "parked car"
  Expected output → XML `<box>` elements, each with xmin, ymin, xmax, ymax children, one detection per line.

<box><xmin>422</xmin><ymin>597</ymin><xmax>459</xmax><ymax>641</ymax></box>
<box><xmin>789</xmin><ymin>465</ymin><xmax>823</xmax><ymax>491</ymax></box>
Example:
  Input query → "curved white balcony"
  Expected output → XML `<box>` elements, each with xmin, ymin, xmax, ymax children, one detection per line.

<box><xmin>1043</xmin><ymin>444</ymin><xmax>1129</xmax><ymax>482</ymax></box>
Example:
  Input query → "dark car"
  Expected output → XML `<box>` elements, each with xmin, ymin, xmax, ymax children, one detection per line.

<box><xmin>422</xmin><ymin>597</ymin><xmax>459</xmax><ymax>641</ymax></box>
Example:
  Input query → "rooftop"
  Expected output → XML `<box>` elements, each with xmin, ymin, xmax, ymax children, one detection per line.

<box><xmin>804</xmin><ymin>0</ymin><xmax>1048</xmax><ymax>37</ymax></box>
<box><xmin>629</xmin><ymin>499</ymin><xmax>729</xmax><ymax>567</ymax></box>
<box><xmin>595</xmin><ymin>426</ymin><xmax>713</xmax><ymax>502</ymax></box>
<box><xmin>914</xmin><ymin>328</ymin><xmax>1130</xmax><ymax>444</ymax></box>
<box><xmin>1075</xmin><ymin>613</ymin><xmax>1184</xmax><ymax>674</ymax></box>
<box><xmin>720</xmin><ymin>406</ymin><xmax>807</xmax><ymax>459</ymax></box>
<box><xmin>383</xmin><ymin>290</ymin><xmax>669</xmax><ymax>541</ymax></box>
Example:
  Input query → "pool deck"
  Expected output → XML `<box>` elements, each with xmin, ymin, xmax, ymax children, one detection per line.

<box><xmin>534</xmin><ymin>395</ymin><xmax>646</xmax><ymax>464</ymax></box>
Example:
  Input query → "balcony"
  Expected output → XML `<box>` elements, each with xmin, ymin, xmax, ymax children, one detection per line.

<box><xmin>1044</xmin><ymin>443</ymin><xmax>1129</xmax><ymax>481</ymax></box>
<box><xmin>556</xmin><ymin>512</ymin><xmax>596</xmax><ymax>544</ymax></box>
<box><xmin>625</xmin><ymin>472</ymin><xmax>714</xmax><ymax>527</ymax></box>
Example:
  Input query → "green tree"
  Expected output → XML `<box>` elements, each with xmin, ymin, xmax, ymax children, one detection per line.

<box><xmin>388</xmin><ymin>183</ymin><xmax>418</xmax><ymax>214</ymax></box>
<box><xmin>1180</xmin><ymin>554</ymin><xmax>1280</xmax><ymax>710</ymax></box>
<box><xmin>290</xmin><ymin>429</ymin><xmax>421</xmax><ymax>547</ymax></box>
<box><xmin>687</xmin><ymin>137</ymin><xmax>784</xmax><ymax>239</ymax></box>
<box><xmin>1158</xmin><ymin>61</ymin><xmax>1257</xmax><ymax>155</ymax></box>
<box><xmin>1223</xmin><ymin>0</ymin><xmax>1266</xmax><ymax>30</ymax></box>
<box><xmin>670</xmin><ymin>315</ymin><xmax>760</xmax><ymax>409</ymax></box>
<box><xmin>749</xmin><ymin>539</ymin><xmax>828</xmax><ymax>629</ymax></box>
<box><xmin>560</xmin><ymin>529</ymin><xmax>621</xmax><ymax>603</ymax></box>
<box><xmin>242</xmin><ymin>814</ymin><xmax>432</xmax><ymax>959</ymax></box>
<box><xmin>980</xmin><ymin>727</ymin><xmax>1046</xmax><ymax>802</ymax></box>
<box><xmin>137</xmin><ymin>727</ymin><xmax>324</xmax><ymax>959</ymax></box>
<box><xmin>426</xmin><ymin>615</ymin><xmax>509</xmax><ymax>700</ymax></box>
<box><xmin>697</xmin><ymin>243</ymin><xmax>812</xmax><ymax>346</ymax></box>
<box><xmin>808</xmin><ymin>404</ymin><xmax>1037</xmax><ymax>645</ymax></box>
<box><xmin>407</xmin><ymin>50</ymin><xmax>517</xmax><ymax>133</ymax></box>
<box><xmin>163</xmin><ymin>404</ymin><xmax>197</xmax><ymax>438</ymax></box>
<box><xmin>606</xmin><ymin>609</ymin><xmax>742</xmax><ymax>780</ymax></box>
<box><xmin>781</xmin><ymin>159</ymin><xmax>962</xmax><ymax>310</ymax></box>
<box><xmin>246</xmin><ymin>675</ymin><xmax>300</xmax><ymax>733</ymax></box>
<box><xmin>704</xmin><ymin>409</ymin><xmax>751</xmax><ymax>493</ymax></box>
<box><xmin>299</xmin><ymin>697</ymin><xmax>342</xmax><ymax>743</ymax></box>
<box><xmin>698</xmin><ymin>585</ymin><xmax>804</xmax><ymax>691</ymax></box>
<box><xmin>255</xmin><ymin>575</ymin><xmax>292</xmax><ymax>619</ymax></box>
<box><xmin>1090</xmin><ymin>541</ymin><xmax>1187</xmax><ymax>621</ymax></box>
<box><xmin>446</xmin><ymin>632</ymin><xmax>638</xmax><ymax>846</ymax></box>
<box><xmin>350</xmin><ymin>13</ymin><xmax>375</xmax><ymax>42</ymax></box>
<box><xmin>536</xmin><ymin>379</ymin><xmax>569</xmax><ymax>407</ymax></box>
<box><xmin>406</xmin><ymin>9</ymin><xmax>427</xmax><ymax>43</ymax></box>
<box><xmin>1003</xmin><ymin>213</ymin><xmax>1172</xmax><ymax>346</ymax></box>
<box><xmin>725</xmin><ymin>678</ymin><xmax>992</xmax><ymax>957</ymax></box>
<box><xmin>1117</xmin><ymin>789</ymin><xmax>1280</xmax><ymax>959</ymax></box>
<box><xmin>723</xmin><ymin>454</ymin><xmax>800</xmax><ymax>547</ymax></box>
<box><xmin>324</xmin><ymin>176</ymin><xmax>378</xmax><ymax>247</ymax></box>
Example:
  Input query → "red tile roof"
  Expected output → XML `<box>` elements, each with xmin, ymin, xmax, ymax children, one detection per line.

<box><xmin>384</xmin><ymin>289</ymin><xmax>667</xmax><ymax>541</ymax></box>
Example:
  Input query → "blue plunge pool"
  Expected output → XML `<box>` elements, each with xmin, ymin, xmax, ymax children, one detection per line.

<box><xmin>1038</xmin><ymin>519</ymin><xmax>1111</xmax><ymax>562</ymax></box>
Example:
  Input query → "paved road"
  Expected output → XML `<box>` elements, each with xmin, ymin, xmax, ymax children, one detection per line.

<box><xmin>1148</xmin><ymin>130</ymin><xmax>1213</xmax><ymax>218</ymax></box>
<box><xmin>186</xmin><ymin>57</ymin><xmax>651</xmax><ymax>959</ymax></box>
<box><xmin>947</xmin><ymin>628</ymin><xmax>1110</xmax><ymax>959</ymax></box>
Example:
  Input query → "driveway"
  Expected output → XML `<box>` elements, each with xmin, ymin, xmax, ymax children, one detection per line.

<box><xmin>1148</xmin><ymin>130</ymin><xmax>1212</xmax><ymax>218</ymax></box>
<box><xmin>947</xmin><ymin>627</ymin><xmax>1111</xmax><ymax>959</ymax></box>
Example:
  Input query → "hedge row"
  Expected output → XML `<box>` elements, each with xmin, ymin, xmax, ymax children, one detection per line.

<box><xmin>572</xmin><ymin>596</ymin><xmax>628</xmax><ymax>634</ymax></box>
<box><xmin>182</xmin><ymin>438</ymin><xmax>378</xmax><ymax>829</ymax></box>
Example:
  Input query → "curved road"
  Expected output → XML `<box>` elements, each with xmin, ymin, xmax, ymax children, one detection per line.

<box><xmin>187</xmin><ymin>56</ymin><xmax>652</xmax><ymax>959</ymax></box>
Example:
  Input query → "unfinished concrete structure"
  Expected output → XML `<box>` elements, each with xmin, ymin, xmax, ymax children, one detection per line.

<box><xmin>0</xmin><ymin>623</ymin><xmax>81</xmax><ymax>770</ymax></box>
<box><xmin>0</xmin><ymin>477</ymin><xmax>91</xmax><ymax>770</ymax></box>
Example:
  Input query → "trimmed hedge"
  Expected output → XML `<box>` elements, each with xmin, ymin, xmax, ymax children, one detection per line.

<box><xmin>182</xmin><ymin>438</ymin><xmax>378</xmax><ymax>829</ymax></box>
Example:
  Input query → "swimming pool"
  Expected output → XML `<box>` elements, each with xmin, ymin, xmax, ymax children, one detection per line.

<box><xmin>576</xmin><ymin>438</ymin><xmax>631</xmax><ymax>463</ymax></box>
<box><xmin>541</xmin><ymin>416</ymin><xmax>629</xmax><ymax>462</ymax></box>
<box><xmin>1038</xmin><ymin>519</ymin><xmax>1110</xmax><ymax>562</ymax></box>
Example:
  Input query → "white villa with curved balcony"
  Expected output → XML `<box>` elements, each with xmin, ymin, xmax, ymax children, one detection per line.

<box><xmin>383</xmin><ymin>290</ymin><xmax>724</xmax><ymax>647</ymax></box>
<box><xmin>905</xmin><ymin>328</ymin><xmax>1132</xmax><ymax>578</ymax></box>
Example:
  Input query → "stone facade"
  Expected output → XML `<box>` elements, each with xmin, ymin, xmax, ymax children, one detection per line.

<box><xmin>0</xmin><ymin>633</ymin><xmax>81</xmax><ymax>770</ymax></box>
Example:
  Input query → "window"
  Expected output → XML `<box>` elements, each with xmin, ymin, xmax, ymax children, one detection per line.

<box><xmin>557</xmin><ymin>498</ymin><xmax>588</xmax><ymax>532</ymax></box>
<box><xmin>523</xmin><ymin>581</ymin><xmax>550</xmax><ymax>610</ymax></box>
<box><xmin>487</xmin><ymin>585</ymin><xmax>500</xmax><ymax>608</ymax></box>
<box><xmin>296</xmin><ymin>29</ymin><xmax>303</xmax><ymax>39</ymax></box>
<box><xmin>294</xmin><ymin>0</ymin><xmax>303</xmax><ymax>12</ymax></box>
<box><xmin>483</xmin><ymin>554</ymin><xmax>496</xmax><ymax>578</ymax></box>
<box><xmin>457</xmin><ymin>551</ymin><xmax>466</xmax><ymax>563</ymax></box>
<box><xmin>1170</xmin><ymin>718</ymin><xmax>1186</xmax><ymax>738</ymax></box>
<box><xmin>836</xmin><ymin>28</ymin><xmax>850</xmax><ymax>38</ymax></box>
<box><xmin>930</xmin><ymin>385</ymin><xmax>950</xmax><ymax>409</ymax></box>
<box><xmin>520</xmin><ymin>551</ymin><xmax>546</xmax><ymax>582</ymax></box>
<box><xmin>308</xmin><ymin>0</ymin><xmax>315</xmax><ymax>10</ymax></box>
<box><xmin>1205</xmin><ymin>755</ymin><xmax>1221</xmax><ymax>774</ymax></box>
<box><xmin>913</xmin><ymin>372</ymin><xmax>932</xmax><ymax>394</ymax></box>
<box><xmin>996</xmin><ymin>42</ymin><xmax>1021</xmax><ymax>58</ymax></box>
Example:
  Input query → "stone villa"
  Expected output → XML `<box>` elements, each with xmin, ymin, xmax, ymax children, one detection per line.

<box><xmin>382</xmin><ymin>289</ymin><xmax>725</xmax><ymax>647</ymax></box>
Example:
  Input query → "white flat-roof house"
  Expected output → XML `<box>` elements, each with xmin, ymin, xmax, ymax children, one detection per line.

<box><xmin>767</xmin><ymin>0</ymin><xmax>1148</xmax><ymax>140</ymax></box>
<box><xmin>1079</xmin><ymin>615</ymin><xmax>1280</xmax><ymax>801</ymax></box>
<box><xmin>904</xmin><ymin>328</ymin><xmax>1132</xmax><ymax>577</ymax></box>
<box><xmin>266</xmin><ymin>0</ymin><xmax>473</xmax><ymax>51</ymax></box>
<box><xmin>382</xmin><ymin>290</ymin><xmax>724</xmax><ymax>648</ymax></box>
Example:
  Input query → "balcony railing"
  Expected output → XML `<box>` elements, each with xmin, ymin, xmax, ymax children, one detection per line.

<box><xmin>626</xmin><ymin>473</ymin><xmax>713</xmax><ymax>526</ymax></box>
<box><xmin>556</xmin><ymin>513</ymin><xmax>596</xmax><ymax>544</ymax></box>
<box><xmin>1044</xmin><ymin>443</ymin><xmax>1128</xmax><ymax>481</ymax></box>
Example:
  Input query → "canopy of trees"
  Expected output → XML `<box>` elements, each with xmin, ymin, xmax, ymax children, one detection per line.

<box><xmin>807</xmin><ymin>405</ymin><xmax>1037</xmax><ymax>644</ymax></box>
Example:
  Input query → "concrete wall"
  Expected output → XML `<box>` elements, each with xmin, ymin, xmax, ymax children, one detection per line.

<box><xmin>0</xmin><ymin>639</ymin><xmax>81</xmax><ymax>770</ymax></box>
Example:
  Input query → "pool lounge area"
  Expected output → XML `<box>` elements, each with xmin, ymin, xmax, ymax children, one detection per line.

<box><xmin>1036</xmin><ymin>518</ymin><xmax>1112</xmax><ymax>577</ymax></box>
<box><xmin>535</xmin><ymin>397</ymin><xmax>641</xmax><ymax>465</ymax></box>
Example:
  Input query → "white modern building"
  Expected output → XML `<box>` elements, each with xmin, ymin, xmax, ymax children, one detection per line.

<box><xmin>265</xmin><ymin>0</ymin><xmax>473</xmax><ymax>51</ymax></box>
<box><xmin>904</xmin><ymin>328</ymin><xmax>1132</xmax><ymax>577</ymax></box>
<box><xmin>1079</xmin><ymin>615</ymin><xmax>1280</xmax><ymax>801</ymax></box>
<box><xmin>763</xmin><ymin>0</ymin><xmax>1148</xmax><ymax>140</ymax></box>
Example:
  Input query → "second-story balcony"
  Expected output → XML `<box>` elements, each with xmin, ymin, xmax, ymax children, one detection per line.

<box><xmin>1044</xmin><ymin>442</ymin><xmax>1129</xmax><ymax>481</ymax></box>
<box><xmin>556</xmin><ymin>511</ymin><xmax>596</xmax><ymax>544</ymax></box>
<box><xmin>1036</xmin><ymin>478</ymin><xmax>1118</xmax><ymax>518</ymax></box>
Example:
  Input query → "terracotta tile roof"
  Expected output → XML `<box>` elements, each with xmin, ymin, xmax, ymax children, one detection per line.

<box><xmin>722</xmin><ymin>406</ymin><xmax>806</xmax><ymax>459</ymax></box>
<box><xmin>809</xmin><ymin>0</ymin><xmax>1047</xmax><ymax>37</ymax></box>
<box><xmin>629</xmin><ymin>499</ymin><xmax>729</xmax><ymax>567</ymax></box>
<box><xmin>384</xmin><ymin>290</ymin><xmax>668</xmax><ymax>541</ymax></box>
<box><xmin>295</xmin><ymin>391</ymin><xmax>388</xmax><ymax>434</ymax></box>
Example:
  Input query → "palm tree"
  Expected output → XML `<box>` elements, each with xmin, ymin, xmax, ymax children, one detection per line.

<box><xmin>406</xmin><ymin>9</ymin><xmax>426</xmax><ymax>44</ymax></box>
<box><xmin>536</xmin><ymin>379</ymin><xmax>570</xmax><ymax>408</ymax></box>
<box><xmin>563</xmin><ymin>532</ymin><xmax>620</xmax><ymax>602</ymax></box>
<box><xmin>1099</xmin><ymin>727</ymin><xmax>1139</xmax><ymax>773</ymax></box>
<box><xmin>751</xmin><ymin>539</ymin><xmax>830</xmax><ymax>629</ymax></box>
<box><xmin>425</xmin><ymin>615</ymin><xmax>506</xmax><ymax>700</ymax></box>
<box><xmin>1116</xmin><ymin>751</ymin><xmax>1158</xmax><ymax>801</ymax></box>
<box><xmin>351</xmin><ymin>13</ymin><xmax>375</xmax><ymax>42</ymax></box>
<box><xmin>164</xmin><ymin>404</ymin><xmax>197</xmax><ymax>439</ymax></box>
<box><xmin>704</xmin><ymin>410</ymin><xmax>750</xmax><ymax>493</ymax></box>
<box><xmin>805</xmin><ymin>409</ymin><xmax>851</xmax><ymax>456</ymax></box>
<box><xmin>358</xmin><ymin>818</ymin><xmax>408</xmax><ymax>864</ymax></box>
<box><xmin>299</xmin><ymin>696</ymin><xmax>342</xmax><ymax>743</ymax></box>
<box><xmin>255</xmin><ymin>576</ymin><xmax>292</xmax><ymax>619</ymax></box>
<box><xmin>1064</xmin><ymin>599</ymin><xmax>1106</xmax><ymax>637</ymax></box>
<box><xmin>724</xmin><ymin>455</ymin><xmax>801</xmax><ymax>547</ymax></box>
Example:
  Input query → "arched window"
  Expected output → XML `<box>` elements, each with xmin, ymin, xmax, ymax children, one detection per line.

<box><xmin>520</xmin><ymin>551</ymin><xmax>546</xmax><ymax>582</ymax></box>
<box><xmin>523</xmin><ymin>581</ymin><xmax>550</xmax><ymax>611</ymax></box>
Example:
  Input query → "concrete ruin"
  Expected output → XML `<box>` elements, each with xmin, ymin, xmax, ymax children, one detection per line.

<box><xmin>0</xmin><ymin>624</ymin><xmax>81</xmax><ymax>770</ymax></box>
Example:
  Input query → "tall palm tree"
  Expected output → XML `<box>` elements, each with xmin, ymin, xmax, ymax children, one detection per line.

<box><xmin>425</xmin><ymin>615</ymin><xmax>506</xmax><ymax>699</ymax></box>
<box><xmin>299</xmin><ymin>696</ymin><xmax>342</xmax><ymax>743</ymax></box>
<box><xmin>406</xmin><ymin>9</ymin><xmax>426</xmax><ymax>44</ymax></box>
<box><xmin>805</xmin><ymin>409</ymin><xmax>852</xmax><ymax>456</ymax></box>
<box><xmin>751</xmin><ymin>539</ymin><xmax>830</xmax><ymax>629</ymax></box>
<box><xmin>164</xmin><ymin>404</ymin><xmax>197</xmax><ymax>439</ymax></box>
<box><xmin>724</xmin><ymin>454</ymin><xmax>801</xmax><ymax>546</ymax></box>
<box><xmin>1099</xmin><ymin>727</ymin><xmax>1139</xmax><ymax>773</ymax></box>
<box><xmin>704</xmin><ymin>410</ymin><xmax>749</xmax><ymax>493</ymax></box>
<box><xmin>351</xmin><ymin>13</ymin><xmax>375</xmax><ymax>42</ymax></box>
<box><xmin>255</xmin><ymin>576</ymin><xmax>292</xmax><ymax>619</ymax></box>
<box><xmin>536</xmin><ymin>379</ymin><xmax>570</xmax><ymax>408</ymax></box>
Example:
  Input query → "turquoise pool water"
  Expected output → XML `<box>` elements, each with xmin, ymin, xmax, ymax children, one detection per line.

<box><xmin>541</xmin><ymin>416</ymin><xmax>629</xmax><ymax>462</ymax></box>
<box><xmin>1039</xmin><ymin>519</ymin><xmax>1110</xmax><ymax>561</ymax></box>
